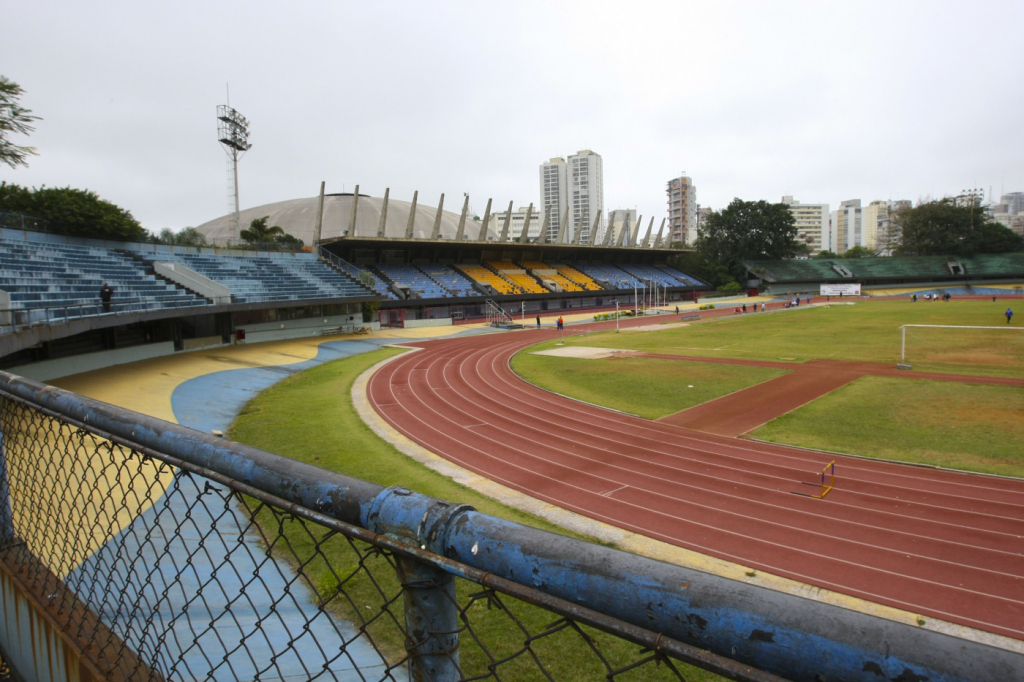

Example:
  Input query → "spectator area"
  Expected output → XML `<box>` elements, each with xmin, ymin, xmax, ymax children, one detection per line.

<box><xmin>744</xmin><ymin>254</ymin><xmax>1024</xmax><ymax>286</ymax></box>
<box><xmin>488</xmin><ymin>261</ymin><xmax>547</xmax><ymax>294</ymax></box>
<box><xmin>0</xmin><ymin>237</ymin><xmax>205</xmax><ymax>318</ymax></box>
<box><xmin>138</xmin><ymin>253</ymin><xmax>371</xmax><ymax>303</ymax></box>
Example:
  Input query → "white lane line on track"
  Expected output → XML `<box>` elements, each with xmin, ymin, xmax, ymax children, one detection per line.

<box><xmin>370</xmin><ymin>341</ymin><xmax>1024</xmax><ymax>606</ymax></box>
<box><xmin>601</xmin><ymin>484</ymin><xmax>630</xmax><ymax>497</ymax></box>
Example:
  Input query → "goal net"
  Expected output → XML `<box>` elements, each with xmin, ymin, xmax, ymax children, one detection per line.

<box><xmin>900</xmin><ymin>324</ymin><xmax>1024</xmax><ymax>373</ymax></box>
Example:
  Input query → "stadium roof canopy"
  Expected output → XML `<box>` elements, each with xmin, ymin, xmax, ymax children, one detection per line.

<box><xmin>195</xmin><ymin>193</ymin><xmax>503</xmax><ymax>245</ymax></box>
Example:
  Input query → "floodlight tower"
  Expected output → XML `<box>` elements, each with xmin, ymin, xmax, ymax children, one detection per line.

<box><xmin>217</xmin><ymin>105</ymin><xmax>252</xmax><ymax>240</ymax></box>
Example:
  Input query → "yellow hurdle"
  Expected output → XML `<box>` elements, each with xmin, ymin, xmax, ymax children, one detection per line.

<box><xmin>812</xmin><ymin>460</ymin><xmax>836</xmax><ymax>499</ymax></box>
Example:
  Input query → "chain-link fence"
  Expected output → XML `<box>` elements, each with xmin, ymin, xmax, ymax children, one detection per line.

<box><xmin>0</xmin><ymin>371</ymin><xmax>1011</xmax><ymax>682</ymax></box>
<box><xmin>0</xmin><ymin>376</ymin><xmax>780</xmax><ymax>682</ymax></box>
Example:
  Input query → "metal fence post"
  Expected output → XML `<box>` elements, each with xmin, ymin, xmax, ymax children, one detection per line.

<box><xmin>396</xmin><ymin>555</ymin><xmax>460</xmax><ymax>681</ymax></box>
<box><xmin>0</xmin><ymin>406</ymin><xmax>14</xmax><ymax>548</ymax></box>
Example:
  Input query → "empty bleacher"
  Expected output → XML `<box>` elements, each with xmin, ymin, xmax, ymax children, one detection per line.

<box><xmin>457</xmin><ymin>265</ymin><xmax>520</xmax><ymax>295</ymax></box>
<box><xmin>488</xmin><ymin>261</ymin><xmax>546</xmax><ymax>294</ymax></box>
<box><xmin>137</xmin><ymin>252</ymin><xmax>370</xmax><ymax>303</ymax></box>
<box><xmin>520</xmin><ymin>261</ymin><xmax>584</xmax><ymax>292</ymax></box>
<box><xmin>0</xmin><ymin>237</ymin><xmax>205</xmax><ymax>320</ymax></box>
<box><xmin>554</xmin><ymin>265</ymin><xmax>603</xmax><ymax>291</ymax></box>
<box><xmin>376</xmin><ymin>264</ymin><xmax>453</xmax><ymax>299</ymax></box>
<box><xmin>416</xmin><ymin>264</ymin><xmax>480</xmax><ymax>298</ymax></box>
<box><xmin>577</xmin><ymin>264</ymin><xmax>646</xmax><ymax>289</ymax></box>
<box><xmin>324</xmin><ymin>258</ymin><xmax>397</xmax><ymax>300</ymax></box>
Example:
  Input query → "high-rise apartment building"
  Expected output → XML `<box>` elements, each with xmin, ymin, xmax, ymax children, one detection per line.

<box><xmin>605</xmin><ymin>209</ymin><xmax>636</xmax><ymax>245</ymax></box>
<box><xmin>539</xmin><ymin>158</ymin><xmax>568</xmax><ymax>242</ymax></box>
<box><xmin>831</xmin><ymin>200</ymin><xmax>863</xmax><ymax>254</ymax></box>
<box><xmin>1000</xmin><ymin>192</ymin><xmax>1024</xmax><ymax>215</ymax></box>
<box><xmin>781</xmin><ymin>196</ymin><xmax>830</xmax><ymax>256</ymax></box>
<box><xmin>666</xmin><ymin>176</ymin><xmax>697</xmax><ymax>244</ymax></box>
<box><xmin>540</xmin><ymin>151</ymin><xmax>604</xmax><ymax>244</ymax></box>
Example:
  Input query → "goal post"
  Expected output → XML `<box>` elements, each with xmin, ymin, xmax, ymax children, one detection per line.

<box><xmin>897</xmin><ymin>321</ymin><xmax>1024</xmax><ymax>364</ymax></box>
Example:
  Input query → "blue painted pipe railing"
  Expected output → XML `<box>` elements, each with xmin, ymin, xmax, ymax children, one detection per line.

<box><xmin>1</xmin><ymin>370</ymin><xmax>1021</xmax><ymax>682</ymax></box>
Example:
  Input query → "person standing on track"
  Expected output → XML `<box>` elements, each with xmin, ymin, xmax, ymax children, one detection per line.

<box><xmin>536</xmin><ymin>315</ymin><xmax>541</xmax><ymax>329</ymax></box>
<box><xmin>1007</xmin><ymin>308</ymin><xmax>1014</xmax><ymax>324</ymax></box>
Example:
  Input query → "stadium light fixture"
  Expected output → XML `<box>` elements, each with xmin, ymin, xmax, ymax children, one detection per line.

<box><xmin>217</xmin><ymin>104</ymin><xmax>252</xmax><ymax>240</ymax></box>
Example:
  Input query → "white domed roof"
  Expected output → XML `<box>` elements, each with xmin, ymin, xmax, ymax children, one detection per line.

<box><xmin>195</xmin><ymin>194</ymin><xmax>499</xmax><ymax>244</ymax></box>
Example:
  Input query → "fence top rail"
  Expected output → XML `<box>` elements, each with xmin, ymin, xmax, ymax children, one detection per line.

<box><xmin>0</xmin><ymin>369</ymin><xmax>1017</xmax><ymax>682</ymax></box>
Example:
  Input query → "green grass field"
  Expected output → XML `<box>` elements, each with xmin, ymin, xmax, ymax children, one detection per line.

<box><xmin>751</xmin><ymin>376</ymin><xmax>1024</xmax><ymax>477</ymax></box>
<box><xmin>510</xmin><ymin>354</ymin><xmax>787</xmax><ymax>419</ymax></box>
<box><xmin>513</xmin><ymin>300</ymin><xmax>1024</xmax><ymax>477</ymax></box>
<box><xmin>229</xmin><ymin>348</ymin><xmax>723</xmax><ymax>681</ymax></box>
<box><xmin>545</xmin><ymin>300</ymin><xmax>1024</xmax><ymax>376</ymax></box>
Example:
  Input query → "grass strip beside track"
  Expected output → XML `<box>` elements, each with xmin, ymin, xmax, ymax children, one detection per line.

<box><xmin>229</xmin><ymin>347</ymin><xmax>723</xmax><ymax>681</ymax></box>
<box><xmin>750</xmin><ymin>376</ymin><xmax>1024</xmax><ymax>479</ymax></box>
<box><xmin>511</xmin><ymin>352</ymin><xmax>788</xmax><ymax>419</ymax></box>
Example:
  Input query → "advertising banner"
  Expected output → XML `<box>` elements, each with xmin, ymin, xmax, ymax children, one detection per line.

<box><xmin>820</xmin><ymin>283</ymin><xmax>862</xmax><ymax>296</ymax></box>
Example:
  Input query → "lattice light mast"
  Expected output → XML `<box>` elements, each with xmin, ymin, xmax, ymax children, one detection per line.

<box><xmin>217</xmin><ymin>105</ymin><xmax>252</xmax><ymax>240</ymax></box>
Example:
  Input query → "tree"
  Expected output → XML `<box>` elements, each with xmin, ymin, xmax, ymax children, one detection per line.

<box><xmin>0</xmin><ymin>76</ymin><xmax>40</xmax><ymax>169</ymax></box>
<box><xmin>0</xmin><ymin>182</ymin><xmax>145</xmax><ymax>240</ymax></box>
<box><xmin>240</xmin><ymin>216</ymin><xmax>303</xmax><ymax>250</ymax></box>
<box><xmin>696</xmin><ymin>199</ymin><xmax>799</xmax><ymax>282</ymax></box>
<box><xmin>842</xmin><ymin>245</ymin><xmax>875</xmax><ymax>259</ymax></box>
<box><xmin>814</xmin><ymin>250</ymin><xmax>839</xmax><ymax>259</ymax></box>
<box><xmin>894</xmin><ymin>198</ymin><xmax>1023</xmax><ymax>256</ymax></box>
<box><xmin>156</xmin><ymin>226</ymin><xmax>208</xmax><ymax>246</ymax></box>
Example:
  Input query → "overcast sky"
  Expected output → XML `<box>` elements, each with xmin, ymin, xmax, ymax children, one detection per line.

<box><xmin>4</xmin><ymin>1</ymin><xmax>1023</xmax><ymax>232</ymax></box>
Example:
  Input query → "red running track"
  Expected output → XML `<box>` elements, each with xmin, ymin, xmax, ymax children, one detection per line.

<box><xmin>367</xmin><ymin>317</ymin><xmax>1024</xmax><ymax>641</ymax></box>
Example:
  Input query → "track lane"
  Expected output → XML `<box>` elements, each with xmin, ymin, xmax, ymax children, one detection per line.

<box><xmin>368</xmin><ymin>319</ymin><xmax>1024</xmax><ymax>639</ymax></box>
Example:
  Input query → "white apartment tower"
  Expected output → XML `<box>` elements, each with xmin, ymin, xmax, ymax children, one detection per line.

<box><xmin>667</xmin><ymin>176</ymin><xmax>697</xmax><ymax>245</ymax></box>
<box><xmin>782</xmin><ymin>196</ymin><xmax>830</xmax><ymax>256</ymax></box>
<box><xmin>540</xmin><ymin>150</ymin><xmax>604</xmax><ymax>244</ymax></box>
<box><xmin>831</xmin><ymin>199</ymin><xmax>863</xmax><ymax>254</ymax></box>
<box><xmin>539</xmin><ymin>158</ymin><xmax>568</xmax><ymax>242</ymax></box>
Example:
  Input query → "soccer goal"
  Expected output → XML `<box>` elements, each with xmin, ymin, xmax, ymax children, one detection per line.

<box><xmin>899</xmin><ymin>324</ymin><xmax>1024</xmax><ymax>371</ymax></box>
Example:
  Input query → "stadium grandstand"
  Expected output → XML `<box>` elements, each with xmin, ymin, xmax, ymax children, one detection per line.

<box><xmin>745</xmin><ymin>253</ymin><xmax>1024</xmax><ymax>295</ymax></box>
<box><xmin>0</xmin><ymin>190</ymin><xmax>706</xmax><ymax>377</ymax></box>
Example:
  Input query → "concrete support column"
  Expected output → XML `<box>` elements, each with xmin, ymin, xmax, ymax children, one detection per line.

<box><xmin>377</xmin><ymin>188</ymin><xmax>390</xmax><ymax>238</ymax></box>
<box><xmin>454</xmin><ymin>194</ymin><xmax>469</xmax><ymax>242</ymax></box>
<box><xmin>430</xmin><ymin>194</ymin><xmax>445</xmax><ymax>240</ymax></box>
<box><xmin>517</xmin><ymin>203</ymin><xmax>533</xmax><ymax>244</ymax></box>
<box><xmin>555</xmin><ymin>208</ymin><xmax>569</xmax><ymax>245</ymax></box>
<box><xmin>537</xmin><ymin>211</ymin><xmax>550</xmax><ymax>245</ymax></box>
<box><xmin>653</xmin><ymin>218</ymin><xmax>666</xmax><ymax>248</ymax></box>
<box><xmin>405</xmin><ymin>191</ymin><xmax>419</xmax><ymax>239</ymax></box>
<box><xmin>312</xmin><ymin>181</ymin><xmax>326</xmax><ymax>248</ymax></box>
<box><xmin>348</xmin><ymin>185</ymin><xmax>360</xmax><ymax>237</ymax></box>
<box><xmin>498</xmin><ymin>201</ymin><xmax>513</xmax><ymax>243</ymax></box>
<box><xmin>588</xmin><ymin>210</ymin><xmax>602</xmax><ymax>247</ymax></box>
<box><xmin>641</xmin><ymin>217</ymin><xmax>654</xmax><ymax>248</ymax></box>
<box><xmin>477</xmin><ymin>198</ymin><xmax>492</xmax><ymax>242</ymax></box>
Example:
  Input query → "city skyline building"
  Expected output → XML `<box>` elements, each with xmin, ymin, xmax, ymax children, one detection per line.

<box><xmin>666</xmin><ymin>175</ymin><xmax>697</xmax><ymax>245</ymax></box>
<box><xmin>540</xmin><ymin>150</ymin><xmax>604</xmax><ymax>244</ymax></box>
<box><xmin>781</xmin><ymin>196</ymin><xmax>830</xmax><ymax>256</ymax></box>
<box><xmin>831</xmin><ymin>199</ymin><xmax>862</xmax><ymax>254</ymax></box>
<box><xmin>539</xmin><ymin>157</ymin><xmax>568</xmax><ymax>243</ymax></box>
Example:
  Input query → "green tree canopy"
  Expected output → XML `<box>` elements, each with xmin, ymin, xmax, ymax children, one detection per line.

<box><xmin>240</xmin><ymin>216</ymin><xmax>304</xmax><ymax>249</ymax></box>
<box><xmin>0</xmin><ymin>182</ymin><xmax>145</xmax><ymax>240</ymax></box>
<box><xmin>894</xmin><ymin>199</ymin><xmax>1024</xmax><ymax>256</ymax></box>
<box><xmin>697</xmin><ymin>199</ymin><xmax>799</xmax><ymax>282</ymax></box>
<box><xmin>0</xmin><ymin>76</ymin><xmax>40</xmax><ymax>169</ymax></box>
<box><xmin>842</xmin><ymin>245</ymin><xmax>875</xmax><ymax>259</ymax></box>
<box><xmin>814</xmin><ymin>250</ymin><xmax>839</xmax><ymax>259</ymax></box>
<box><xmin>157</xmin><ymin>226</ymin><xmax>207</xmax><ymax>247</ymax></box>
